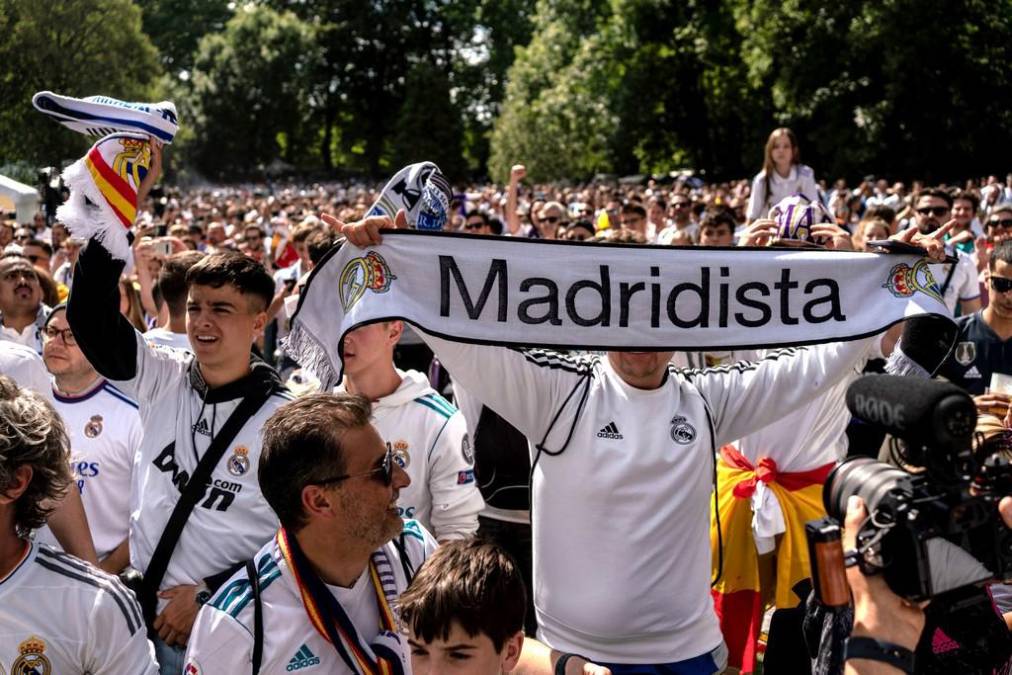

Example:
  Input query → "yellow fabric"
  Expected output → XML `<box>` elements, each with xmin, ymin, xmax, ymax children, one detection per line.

<box><xmin>710</xmin><ymin>457</ymin><xmax>828</xmax><ymax>609</ymax></box>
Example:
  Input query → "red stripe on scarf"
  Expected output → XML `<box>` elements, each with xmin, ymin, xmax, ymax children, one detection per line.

<box><xmin>87</xmin><ymin>146</ymin><xmax>136</xmax><ymax>214</ymax></box>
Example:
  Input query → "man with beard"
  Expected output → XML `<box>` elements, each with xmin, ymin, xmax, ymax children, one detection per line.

<box><xmin>913</xmin><ymin>187</ymin><xmax>980</xmax><ymax>316</ymax></box>
<box><xmin>183</xmin><ymin>393</ymin><xmax>434</xmax><ymax>672</ymax></box>
<box><xmin>0</xmin><ymin>254</ymin><xmax>50</xmax><ymax>353</ymax></box>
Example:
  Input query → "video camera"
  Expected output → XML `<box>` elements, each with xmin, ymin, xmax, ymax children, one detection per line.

<box><xmin>819</xmin><ymin>374</ymin><xmax>1012</xmax><ymax>602</ymax></box>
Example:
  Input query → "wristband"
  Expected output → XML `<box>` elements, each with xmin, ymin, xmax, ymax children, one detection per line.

<box><xmin>554</xmin><ymin>653</ymin><xmax>585</xmax><ymax>675</ymax></box>
<box><xmin>844</xmin><ymin>636</ymin><xmax>915</xmax><ymax>674</ymax></box>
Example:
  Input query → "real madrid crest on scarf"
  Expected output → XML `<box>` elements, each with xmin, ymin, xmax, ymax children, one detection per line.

<box><xmin>227</xmin><ymin>446</ymin><xmax>250</xmax><ymax>476</ymax></box>
<box><xmin>11</xmin><ymin>636</ymin><xmax>51</xmax><ymax>675</ymax></box>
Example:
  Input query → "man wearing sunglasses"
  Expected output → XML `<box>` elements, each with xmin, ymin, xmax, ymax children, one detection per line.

<box><xmin>463</xmin><ymin>210</ymin><xmax>493</xmax><ymax>236</ymax></box>
<box><xmin>939</xmin><ymin>240</ymin><xmax>1012</xmax><ymax>408</ymax></box>
<box><xmin>913</xmin><ymin>187</ymin><xmax>980</xmax><ymax>316</ymax></box>
<box><xmin>535</xmin><ymin>202</ymin><xmax>567</xmax><ymax>240</ymax></box>
<box><xmin>184</xmin><ymin>392</ymin><xmax>436</xmax><ymax>673</ymax></box>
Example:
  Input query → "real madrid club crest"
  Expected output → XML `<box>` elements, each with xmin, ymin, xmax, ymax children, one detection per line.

<box><xmin>392</xmin><ymin>440</ymin><xmax>411</xmax><ymax>469</ymax></box>
<box><xmin>227</xmin><ymin>445</ymin><xmax>250</xmax><ymax>477</ymax></box>
<box><xmin>955</xmin><ymin>341</ymin><xmax>977</xmax><ymax>367</ymax></box>
<box><xmin>84</xmin><ymin>414</ymin><xmax>103</xmax><ymax>438</ymax></box>
<box><xmin>11</xmin><ymin>636</ymin><xmax>51</xmax><ymax>675</ymax></box>
<box><xmin>339</xmin><ymin>251</ymin><xmax>397</xmax><ymax>311</ymax></box>
<box><xmin>461</xmin><ymin>433</ymin><xmax>474</xmax><ymax>465</ymax></box>
<box><xmin>882</xmin><ymin>260</ymin><xmax>944</xmax><ymax>304</ymax></box>
<box><xmin>670</xmin><ymin>415</ymin><xmax>696</xmax><ymax>445</ymax></box>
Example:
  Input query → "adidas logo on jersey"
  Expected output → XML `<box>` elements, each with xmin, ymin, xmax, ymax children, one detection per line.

<box><xmin>597</xmin><ymin>422</ymin><xmax>623</xmax><ymax>439</ymax></box>
<box><xmin>287</xmin><ymin>644</ymin><xmax>321</xmax><ymax>671</ymax></box>
<box><xmin>191</xmin><ymin>418</ymin><xmax>211</xmax><ymax>436</ymax></box>
<box><xmin>964</xmin><ymin>366</ymin><xmax>982</xmax><ymax>379</ymax></box>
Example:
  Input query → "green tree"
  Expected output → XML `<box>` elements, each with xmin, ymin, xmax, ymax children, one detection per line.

<box><xmin>391</xmin><ymin>62</ymin><xmax>467</xmax><ymax>181</ymax></box>
<box><xmin>135</xmin><ymin>0</ymin><xmax>233</xmax><ymax>76</ymax></box>
<box><xmin>0</xmin><ymin>0</ymin><xmax>162</xmax><ymax>167</ymax></box>
<box><xmin>181</xmin><ymin>5</ymin><xmax>323</xmax><ymax>177</ymax></box>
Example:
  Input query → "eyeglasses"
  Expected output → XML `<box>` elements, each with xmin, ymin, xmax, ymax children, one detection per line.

<box><xmin>464</xmin><ymin>221</ymin><xmax>486</xmax><ymax>230</ymax></box>
<box><xmin>916</xmin><ymin>206</ymin><xmax>950</xmax><ymax>217</ymax></box>
<box><xmin>989</xmin><ymin>219</ymin><xmax>1012</xmax><ymax>230</ymax></box>
<box><xmin>541</xmin><ymin>216</ymin><xmax>561</xmax><ymax>224</ymax></box>
<box><xmin>44</xmin><ymin>326</ymin><xmax>76</xmax><ymax>346</ymax></box>
<box><xmin>991</xmin><ymin>276</ymin><xmax>1012</xmax><ymax>294</ymax></box>
<box><xmin>313</xmin><ymin>443</ymin><xmax>393</xmax><ymax>487</ymax></box>
<box><xmin>25</xmin><ymin>255</ymin><xmax>48</xmax><ymax>265</ymax></box>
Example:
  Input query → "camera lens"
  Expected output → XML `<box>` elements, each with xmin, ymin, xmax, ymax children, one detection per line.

<box><xmin>824</xmin><ymin>457</ymin><xmax>910</xmax><ymax>521</ymax></box>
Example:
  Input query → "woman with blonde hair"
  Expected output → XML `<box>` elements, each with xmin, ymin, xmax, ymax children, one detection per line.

<box><xmin>746</xmin><ymin>127</ymin><xmax>819</xmax><ymax>224</ymax></box>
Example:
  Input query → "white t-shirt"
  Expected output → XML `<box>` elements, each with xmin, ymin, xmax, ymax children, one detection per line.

<box><xmin>929</xmin><ymin>246</ymin><xmax>979</xmax><ymax>315</ymax></box>
<box><xmin>747</xmin><ymin>164</ymin><xmax>819</xmax><ymax>222</ymax></box>
<box><xmin>0</xmin><ymin>542</ymin><xmax>158</xmax><ymax>674</ymax></box>
<box><xmin>142</xmin><ymin>327</ymin><xmax>192</xmax><ymax>352</ymax></box>
<box><xmin>43</xmin><ymin>380</ymin><xmax>142</xmax><ymax>559</ymax></box>
<box><xmin>337</xmin><ymin>370</ymin><xmax>483</xmax><ymax>540</ymax></box>
<box><xmin>0</xmin><ymin>340</ymin><xmax>52</xmax><ymax>399</ymax></box>
<box><xmin>420</xmin><ymin>331</ymin><xmax>874</xmax><ymax>663</ymax></box>
<box><xmin>184</xmin><ymin>521</ymin><xmax>436</xmax><ymax>674</ymax></box>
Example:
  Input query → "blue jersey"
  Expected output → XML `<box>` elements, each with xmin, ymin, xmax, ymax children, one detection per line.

<box><xmin>937</xmin><ymin>311</ymin><xmax>1012</xmax><ymax>395</ymax></box>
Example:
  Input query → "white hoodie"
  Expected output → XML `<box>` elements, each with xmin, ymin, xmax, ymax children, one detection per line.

<box><xmin>339</xmin><ymin>369</ymin><xmax>483</xmax><ymax>540</ymax></box>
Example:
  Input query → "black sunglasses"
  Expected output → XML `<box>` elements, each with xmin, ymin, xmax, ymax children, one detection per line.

<box><xmin>464</xmin><ymin>221</ymin><xmax>485</xmax><ymax>230</ymax></box>
<box><xmin>916</xmin><ymin>206</ymin><xmax>949</xmax><ymax>217</ymax></box>
<box><xmin>313</xmin><ymin>443</ymin><xmax>393</xmax><ymax>487</ymax></box>
<box><xmin>541</xmin><ymin>216</ymin><xmax>561</xmax><ymax>224</ymax></box>
<box><xmin>992</xmin><ymin>276</ymin><xmax>1012</xmax><ymax>294</ymax></box>
<box><xmin>989</xmin><ymin>219</ymin><xmax>1012</xmax><ymax>230</ymax></box>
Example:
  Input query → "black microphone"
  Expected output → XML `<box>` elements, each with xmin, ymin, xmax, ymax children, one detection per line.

<box><xmin>896</xmin><ymin>315</ymin><xmax>958</xmax><ymax>374</ymax></box>
<box><xmin>846</xmin><ymin>375</ymin><xmax>976</xmax><ymax>457</ymax></box>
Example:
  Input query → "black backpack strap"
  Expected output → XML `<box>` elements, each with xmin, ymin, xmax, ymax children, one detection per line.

<box><xmin>246</xmin><ymin>558</ymin><xmax>264</xmax><ymax>675</ymax></box>
<box><xmin>393</xmin><ymin>533</ymin><xmax>416</xmax><ymax>584</ymax></box>
<box><xmin>140</xmin><ymin>387</ymin><xmax>273</xmax><ymax>625</ymax></box>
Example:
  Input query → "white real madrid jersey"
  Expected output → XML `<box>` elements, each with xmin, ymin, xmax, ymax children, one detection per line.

<box><xmin>0</xmin><ymin>542</ymin><xmax>158</xmax><ymax>674</ymax></box>
<box><xmin>112</xmin><ymin>334</ymin><xmax>291</xmax><ymax>612</ymax></box>
<box><xmin>337</xmin><ymin>369</ymin><xmax>484</xmax><ymax>541</ymax></box>
<box><xmin>43</xmin><ymin>380</ymin><xmax>142</xmax><ymax>559</ymax></box>
<box><xmin>420</xmin><ymin>331</ymin><xmax>874</xmax><ymax>663</ymax></box>
<box><xmin>184</xmin><ymin>521</ymin><xmax>437</xmax><ymax>674</ymax></box>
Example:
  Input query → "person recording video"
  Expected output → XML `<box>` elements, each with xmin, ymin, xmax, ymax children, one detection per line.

<box><xmin>808</xmin><ymin>375</ymin><xmax>1012</xmax><ymax>674</ymax></box>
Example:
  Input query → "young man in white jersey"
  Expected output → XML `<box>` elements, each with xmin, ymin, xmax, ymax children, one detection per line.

<box><xmin>333</xmin><ymin>213</ymin><xmax>947</xmax><ymax>674</ymax></box>
<box><xmin>0</xmin><ymin>376</ymin><xmax>159</xmax><ymax>673</ymax></box>
<box><xmin>69</xmin><ymin>233</ymin><xmax>292</xmax><ymax>672</ymax></box>
<box><xmin>336</xmin><ymin>320</ymin><xmax>483</xmax><ymax>541</ymax></box>
<box><xmin>184</xmin><ymin>393</ymin><xmax>435</xmax><ymax>673</ymax></box>
<box><xmin>40</xmin><ymin>304</ymin><xmax>141</xmax><ymax>573</ymax></box>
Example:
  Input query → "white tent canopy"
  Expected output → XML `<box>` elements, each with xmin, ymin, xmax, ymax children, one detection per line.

<box><xmin>0</xmin><ymin>175</ymin><xmax>40</xmax><ymax>224</ymax></box>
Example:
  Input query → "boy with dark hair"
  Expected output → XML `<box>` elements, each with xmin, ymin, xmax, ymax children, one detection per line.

<box><xmin>68</xmin><ymin>158</ymin><xmax>293</xmax><ymax>671</ymax></box>
<box><xmin>400</xmin><ymin>539</ymin><xmax>526</xmax><ymax>674</ymax></box>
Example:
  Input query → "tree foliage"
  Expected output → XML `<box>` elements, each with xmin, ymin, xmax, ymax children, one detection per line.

<box><xmin>180</xmin><ymin>5</ymin><xmax>323</xmax><ymax>178</ymax></box>
<box><xmin>491</xmin><ymin>0</ymin><xmax>1012</xmax><ymax>183</ymax></box>
<box><xmin>135</xmin><ymin>0</ymin><xmax>233</xmax><ymax>75</ymax></box>
<box><xmin>0</xmin><ymin>0</ymin><xmax>162</xmax><ymax>167</ymax></box>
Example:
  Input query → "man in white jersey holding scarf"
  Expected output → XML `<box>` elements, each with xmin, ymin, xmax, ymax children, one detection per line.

<box><xmin>326</xmin><ymin>213</ymin><xmax>948</xmax><ymax>674</ymax></box>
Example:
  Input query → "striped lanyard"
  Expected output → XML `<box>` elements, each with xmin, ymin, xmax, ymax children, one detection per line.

<box><xmin>277</xmin><ymin>528</ymin><xmax>403</xmax><ymax>675</ymax></box>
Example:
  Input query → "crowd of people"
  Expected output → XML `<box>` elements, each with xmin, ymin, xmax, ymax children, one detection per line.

<box><xmin>2</xmin><ymin>126</ymin><xmax>1012</xmax><ymax>675</ymax></box>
